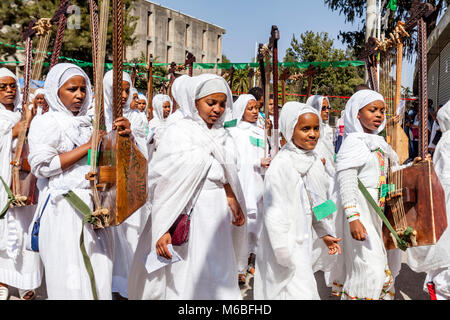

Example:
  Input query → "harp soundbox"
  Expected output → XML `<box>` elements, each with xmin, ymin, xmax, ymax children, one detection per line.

<box><xmin>381</xmin><ymin>1</ymin><xmax>447</xmax><ymax>250</ymax></box>
<box><xmin>86</xmin><ymin>0</ymin><xmax>147</xmax><ymax>228</ymax></box>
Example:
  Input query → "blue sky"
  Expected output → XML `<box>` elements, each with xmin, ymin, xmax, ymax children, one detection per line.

<box><xmin>151</xmin><ymin>0</ymin><xmax>415</xmax><ymax>88</ymax></box>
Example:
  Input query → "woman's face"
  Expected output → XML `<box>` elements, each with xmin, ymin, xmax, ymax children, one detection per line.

<box><xmin>242</xmin><ymin>99</ymin><xmax>258</xmax><ymax>123</ymax></box>
<box><xmin>121</xmin><ymin>81</ymin><xmax>130</xmax><ymax>107</ymax></box>
<box><xmin>130</xmin><ymin>93</ymin><xmax>139</xmax><ymax>110</ymax></box>
<box><xmin>58</xmin><ymin>75</ymin><xmax>87</xmax><ymax>116</ymax></box>
<box><xmin>0</xmin><ymin>76</ymin><xmax>17</xmax><ymax>108</ymax></box>
<box><xmin>357</xmin><ymin>100</ymin><xmax>385</xmax><ymax>133</ymax></box>
<box><xmin>35</xmin><ymin>94</ymin><xmax>46</xmax><ymax>106</ymax></box>
<box><xmin>137</xmin><ymin>99</ymin><xmax>147</xmax><ymax>112</ymax></box>
<box><xmin>195</xmin><ymin>92</ymin><xmax>227</xmax><ymax>128</ymax></box>
<box><xmin>291</xmin><ymin>113</ymin><xmax>320</xmax><ymax>150</ymax></box>
<box><xmin>162</xmin><ymin>101</ymin><xmax>171</xmax><ymax>118</ymax></box>
<box><xmin>321</xmin><ymin>99</ymin><xmax>330</xmax><ymax>122</ymax></box>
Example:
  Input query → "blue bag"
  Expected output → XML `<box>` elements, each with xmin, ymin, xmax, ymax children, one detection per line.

<box><xmin>31</xmin><ymin>194</ymin><xmax>51</xmax><ymax>252</ymax></box>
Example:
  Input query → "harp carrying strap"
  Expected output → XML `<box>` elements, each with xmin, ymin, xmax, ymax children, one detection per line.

<box><xmin>0</xmin><ymin>176</ymin><xmax>16</xmax><ymax>218</ymax></box>
<box><xmin>357</xmin><ymin>178</ymin><xmax>410</xmax><ymax>251</ymax></box>
<box><xmin>62</xmin><ymin>190</ymin><xmax>100</xmax><ymax>300</ymax></box>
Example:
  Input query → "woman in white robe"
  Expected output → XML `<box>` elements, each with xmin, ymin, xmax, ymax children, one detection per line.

<box><xmin>306</xmin><ymin>95</ymin><xmax>335</xmax><ymax>173</ymax></box>
<box><xmin>0</xmin><ymin>68</ymin><xmax>43</xmax><ymax>300</ymax></box>
<box><xmin>128</xmin><ymin>74</ymin><xmax>248</xmax><ymax>300</ymax></box>
<box><xmin>100</xmin><ymin>70</ymin><xmax>150</xmax><ymax>299</ymax></box>
<box><xmin>147</xmin><ymin>94</ymin><xmax>173</xmax><ymax>159</ymax></box>
<box><xmin>27</xmin><ymin>63</ymin><xmax>114</xmax><ymax>300</ymax></box>
<box><xmin>253</xmin><ymin>102</ymin><xmax>341</xmax><ymax>300</ymax></box>
<box><xmin>411</xmin><ymin>100</ymin><xmax>450</xmax><ymax>299</ymax></box>
<box><xmin>227</xmin><ymin>94</ymin><xmax>271</xmax><ymax>278</ymax></box>
<box><xmin>329</xmin><ymin>89</ymin><xmax>415</xmax><ymax>300</ymax></box>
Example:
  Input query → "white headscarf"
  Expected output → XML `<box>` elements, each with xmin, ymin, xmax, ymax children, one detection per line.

<box><xmin>39</xmin><ymin>64</ymin><xmax>93</xmax><ymax>150</ymax></box>
<box><xmin>44</xmin><ymin>63</ymin><xmax>92</xmax><ymax>117</ymax></box>
<box><xmin>306</xmin><ymin>95</ymin><xmax>329</xmax><ymax>122</ymax></box>
<box><xmin>434</xmin><ymin>100</ymin><xmax>450</xmax><ymax>180</ymax></box>
<box><xmin>102</xmin><ymin>69</ymin><xmax>133</xmax><ymax>132</ymax></box>
<box><xmin>138</xmin><ymin>93</ymin><xmax>147</xmax><ymax>104</ymax></box>
<box><xmin>151</xmin><ymin>94</ymin><xmax>172</xmax><ymax>122</ymax></box>
<box><xmin>144</xmin><ymin>73</ymin><xmax>247</xmax><ymax>272</ymax></box>
<box><xmin>232</xmin><ymin>94</ymin><xmax>256</xmax><ymax>126</ymax></box>
<box><xmin>336</xmin><ymin>89</ymin><xmax>398</xmax><ymax>172</ymax></box>
<box><xmin>0</xmin><ymin>68</ymin><xmax>22</xmax><ymax>111</ymax></box>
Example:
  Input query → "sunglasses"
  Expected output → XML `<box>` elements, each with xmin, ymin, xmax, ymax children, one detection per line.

<box><xmin>321</xmin><ymin>106</ymin><xmax>331</xmax><ymax>111</ymax></box>
<box><xmin>0</xmin><ymin>83</ymin><xmax>17</xmax><ymax>91</ymax></box>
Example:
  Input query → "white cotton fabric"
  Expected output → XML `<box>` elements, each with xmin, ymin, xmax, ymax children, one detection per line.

<box><xmin>27</xmin><ymin>63</ymin><xmax>114</xmax><ymax>299</ymax></box>
<box><xmin>228</xmin><ymin>94</ymin><xmax>263</xmax><ymax>254</ymax></box>
<box><xmin>306</xmin><ymin>95</ymin><xmax>335</xmax><ymax>171</ymax></box>
<box><xmin>331</xmin><ymin>89</ymin><xmax>398</xmax><ymax>300</ymax></box>
<box><xmin>166</xmin><ymin>75</ymin><xmax>190</xmax><ymax>124</ymax></box>
<box><xmin>407</xmin><ymin>100</ymin><xmax>450</xmax><ymax>299</ymax></box>
<box><xmin>128</xmin><ymin>74</ymin><xmax>248</xmax><ymax>300</ymax></box>
<box><xmin>100</xmin><ymin>70</ymin><xmax>150</xmax><ymax>298</ymax></box>
<box><xmin>254</xmin><ymin>102</ymin><xmax>336</xmax><ymax>300</ymax></box>
<box><xmin>0</xmin><ymin>68</ymin><xmax>43</xmax><ymax>290</ymax></box>
<box><xmin>147</xmin><ymin>94</ymin><xmax>173</xmax><ymax>160</ymax></box>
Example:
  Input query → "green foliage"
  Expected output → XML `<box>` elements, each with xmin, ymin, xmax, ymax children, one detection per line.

<box><xmin>283</xmin><ymin>31</ymin><xmax>364</xmax><ymax>110</ymax></box>
<box><xmin>324</xmin><ymin>0</ymin><xmax>450</xmax><ymax>60</ymax></box>
<box><xmin>127</xmin><ymin>52</ymin><xmax>168</xmax><ymax>94</ymax></box>
<box><xmin>0</xmin><ymin>0</ymin><xmax>139</xmax><ymax>79</ymax></box>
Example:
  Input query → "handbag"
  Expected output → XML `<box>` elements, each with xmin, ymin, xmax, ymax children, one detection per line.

<box><xmin>169</xmin><ymin>210</ymin><xmax>192</xmax><ymax>246</ymax></box>
<box><xmin>30</xmin><ymin>194</ymin><xmax>51</xmax><ymax>252</ymax></box>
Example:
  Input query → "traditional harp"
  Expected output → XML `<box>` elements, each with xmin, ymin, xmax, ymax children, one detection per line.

<box><xmin>381</xmin><ymin>1</ymin><xmax>447</xmax><ymax>250</ymax></box>
<box><xmin>87</xmin><ymin>0</ymin><xmax>148</xmax><ymax>228</ymax></box>
<box><xmin>258</xmin><ymin>43</ymin><xmax>272</xmax><ymax>158</ymax></box>
<box><xmin>9</xmin><ymin>1</ymin><xmax>70</xmax><ymax>208</ymax></box>
<box><xmin>376</xmin><ymin>21</ymin><xmax>410</xmax><ymax>164</ymax></box>
<box><xmin>147</xmin><ymin>53</ymin><xmax>153</xmax><ymax>121</ymax></box>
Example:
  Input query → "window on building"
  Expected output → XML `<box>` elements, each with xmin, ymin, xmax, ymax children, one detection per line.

<box><xmin>217</xmin><ymin>34</ymin><xmax>222</xmax><ymax>56</ymax></box>
<box><xmin>185</xmin><ymin>24</ymin><xmax>190</xmax><ymax>48</ymax></box>
<box><xmin>166</xmin><ymin>46</ymin><xmax>172</xmax><ymax>63</ymax></box>
<box><xmin>202</xmin><ymin>29</ymin><xmax>207</xmax><ymax>51</ymax></box>
<box><xmin>167</xmin><ymin>18</ymin><xmax>172</xmax><ymax>42</ymax></box>
<box><xmin>147</xmin><ymin>11</ymin><xmax>152</xmax><ymax>37</ymax></box>
<box><xmin>202</xmin><ymin>54</ymin><xmax>206</xmax><ymax>63</ymax></box>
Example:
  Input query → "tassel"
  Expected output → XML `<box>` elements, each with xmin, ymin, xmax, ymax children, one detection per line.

<box><xmin>427</xmin><ymin>281</ymin><xmax>437</xmax><ymax>300</ymax></box>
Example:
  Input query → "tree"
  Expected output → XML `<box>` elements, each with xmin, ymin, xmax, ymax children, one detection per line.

<box><xmin>126</xmin><ymin>52</ymin><xmax>168</xmax><ymax>94</ymax></box>
<box><xmin>324</xmin><ymin>0</ymin><xmax>450</xmax><ymax>59</ymax></box>
<box><xmin>0</xmin><ymin>0</ymin><xmax>139</xmax><ymax>79</ymax></box>
<box><xmin>283</xmin><ymin>31</ymin><xmax>364</xmax><ymax>110</ymax></box>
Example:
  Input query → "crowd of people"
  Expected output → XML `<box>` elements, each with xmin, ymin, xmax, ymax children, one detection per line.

<box><xmin>1</xmin><ymin>64</ymin><xmax>450</xmax><ymax>300</ymax></box>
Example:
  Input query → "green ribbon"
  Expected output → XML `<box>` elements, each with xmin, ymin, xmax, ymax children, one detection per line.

<box><xmin>357</xmin><ymin>178</ymin><xmax>408</xmax><ymax>251</ymax></box>
<box><xmin>63</xmin><ymin>190</ymin><xmax>100</xmax><ymax>300</ymax></box>
<box><xmin>388</xmin><ymin>0</ymin><xmax>398</xmax><ymax>11</ymax></box>
<box><xmin>313</xmin><ymin>199</ymin><xmax>337</xmax><ymax>221</ymax></box>
<box><xmin>0</xmin><ymin>176</ymin><xmax>15</xmax><ymax>219</ymax></box>
<box><xmin>249</xmin><ymin>136</ymin><xmax>265</xmax><ymax>148</ymax></box>
<box><xmin>224</xmin><ymin>119</ymin><xmax>237</xmax><ymax>128</ymax></box>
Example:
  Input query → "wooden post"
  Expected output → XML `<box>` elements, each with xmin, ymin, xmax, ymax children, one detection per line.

<box><xmin>147</xmin><ymin>53</ymin><xmax>153</xmax><ymax>121</ymax></box>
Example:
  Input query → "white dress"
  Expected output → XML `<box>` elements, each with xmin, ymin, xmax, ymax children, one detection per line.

<box><xmin>254</xmin><ymin>147</ymin><xmax>335</xmax><ymax>300</ymax></box>
<box><xmin>228</xmin><ymin>122</ymin><xmax>265</xmax><ymax>254</ymax></box>
<box><xmin>331</xmin><ymin>145</ymin><xmax>394</xmax><ymax>300</ymax></box>
<box><xmin>28</xmin><ymin>113</ymin><xmax>114</xmax><ymax>300</ymax></box>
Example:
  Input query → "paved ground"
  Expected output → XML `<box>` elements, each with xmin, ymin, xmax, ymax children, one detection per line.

<box><xmin>6</xmin><ymin>254</ymin><xmax>430</xmax><ymax>300</ymax></box>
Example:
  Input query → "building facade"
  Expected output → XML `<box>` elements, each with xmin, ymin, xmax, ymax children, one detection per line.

<box><xmin>128</xmin><ymin>0</ymin><xmax>226</xmax><ymax>74</ymax></box>
<box><xmin>414</xmin><ymin>8</ymin><xmax>450</xmax><ymax>109</ymax></box>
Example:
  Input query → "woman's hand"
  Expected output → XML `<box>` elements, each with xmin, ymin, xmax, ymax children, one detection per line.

<box><xmin>113</xmin><ymin>117</ymin><xmax>132</xmax><ymax>136</ymax></box>
<box><xmin>322</xmin><ymin>235</ymin><xmax>342</xmax><ymax>255</ymax></box>
<box><xmin>413</xmin><ymin>153</ymin><xmax>431</xmax><ymax>164</ymax></box>
<box><xmin>349</xmin><ymin>219</ymin><xmax>367</xmax><ymax>241</ymax></box>
<box><xmin>224</xmin><ymin>184</ymin><xmax>245</xmax><ymax>227</ymax></box>
<box><xmin>156</xmin><ymin>232</ymin><xmax>172</xmax><ymax>260</ymax></box>
<box><xmin>321</xmin><ymin>158</ymin><xmax>326</xmax><ymax>165</ymax></box>
<box><xmin>265</xmin><ymin>118</ymin><xmax>272</xmax><ymax>136</ymax></box>
<box><xmin>11</xmin><ymin>120</ymin><xmax>28</xmax><ymax>138</ymax></box>
<box><xmin>260</xmin><ymin>157</ymin><xmax>272</xmax><ymax>168</ymax></box>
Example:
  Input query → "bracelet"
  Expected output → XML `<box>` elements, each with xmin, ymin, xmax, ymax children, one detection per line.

<box><xmin>347</xmin><ymin>213</ymin><xmax>360</xmax><ymax>220</ymax></box>
<box><xmin>344</xmin><ymin>205</ymin><xmax>356</xmax><ymax>210</ymax></box>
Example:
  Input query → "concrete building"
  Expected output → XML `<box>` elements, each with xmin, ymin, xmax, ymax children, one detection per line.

<box><xmin>414</xmin><ymin>8</ymin><xmax>450</xmax><ymax>109</ymax></box>
<box><xmin>128</xmin><ymin>0</ymin><xmax>226</xmax><ymax>74</ymax></box>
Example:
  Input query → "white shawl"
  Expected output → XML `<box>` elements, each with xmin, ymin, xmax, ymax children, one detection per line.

<box><xmin>337</xmin><ymin>89</ymin><xmax>398</xmax><ymax>172</ymax></box>
<box><xmin>0</xmin><ymin>68</ymin><xmax>23</xmax><ymax>255</ymax></box>
<box><xmin>255</xmin><ymin>102</ymin><xmax>335</xmax><ymax>299</ymax></box>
